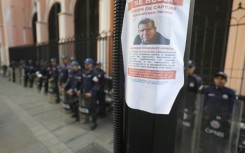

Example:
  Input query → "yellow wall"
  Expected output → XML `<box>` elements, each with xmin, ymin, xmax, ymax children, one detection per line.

<box><xmin>225</xmin><ymin>0</ymin><xmax>245</xmax><ymax>96</ymax></box>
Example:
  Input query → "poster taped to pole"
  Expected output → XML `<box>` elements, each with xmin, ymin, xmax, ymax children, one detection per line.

<box><xmin>121</xmin><ymin>0</ymin><xmax>191</xmax><ymax>114</ymax></box>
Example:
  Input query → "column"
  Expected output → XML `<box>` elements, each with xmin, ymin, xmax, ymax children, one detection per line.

<box><xmin>36</xmin><ymin>21</ymin><xmax>48</xmax><ymax>43</ymax></box>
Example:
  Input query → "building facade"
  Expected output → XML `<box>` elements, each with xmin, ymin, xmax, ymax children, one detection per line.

<box><xmin>0</xmin><ymin>0</ymin><xmax>114</xmax><ymax>74</ymax></box>
<box><xmin>0</xmin><ymin>0</ymin><xmax>244</xmax><ymax>96</ymax></box>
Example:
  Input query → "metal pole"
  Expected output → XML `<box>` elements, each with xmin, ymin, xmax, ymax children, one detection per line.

<box><xmin>113</xmin><ymin>0</ymin><xmax>196</xmax><ymax>152</ymax></box>
<box><xmin>113</xmin><ymin>0</ymin><xmax>126</xmax><ymax>153</ymax></box>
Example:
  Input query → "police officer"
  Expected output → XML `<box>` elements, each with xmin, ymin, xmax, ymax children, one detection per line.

<box><xmin>43</xmin><ymin>61</ymin><xmax>50</xmax><ymax>94</ymax></box>
<box><xmin>47</xmin><ymin>58</ymin><xmax>60</xmax><ymax>103</ymax></box>
<box><xmin>36</xmin><ymin>60</ymin><xmax>47</xmax><ymax>92</ymax></box>
<box><xmin>94</xmin><ymin>61</ymin><xmax>106</xmax><ymax>117</ymax></box>
<box><xmin>59</xmin><ymin>56</ymin><xmax>71</xmax><ymax>87</ymax></box>
<box><xmin>59</xmin><ymin>56</ymin><xmax>71</xmax><ymax>108</ymax></box>
<box><xmin>24</xmin><ymin>60</ymin><xmax>35</xmax><ymax>87</ymax></box>
<box><xmin>180</xmin><ymin>60</ymin><xmax>202</xmax><ymax>153</ymax></box>
<box><xmin>34</xmin><ymin>60</ymin><xmax>42</xmax><ymax>89</ymax></box>
<box><xmin>78</xmin><ymin>58</ymin><xmax>99</xmax><ymax>130</ymax></box>
<box><xmin>64</xmin><ymin>61</ymin><xmax>82</xmax><ymax>122</ymax></box>
<box><xmin>199</xmin><ymin>71</ymin><xmax>236</xmax><ymax>153</ymax></box>
<box><xmin>183</xmin><ymin>60</ymin><xmax>203</xmax><ymax>126</ymax></box>
<box><xmin>28</xmin><ymin>60</ymin><xmax>36</xmax><ymax>88</ymax></box>
<box><xmin>10</xmin><ymin>60</ymin><xmax>16</xmax><ymax>83</ymax></box>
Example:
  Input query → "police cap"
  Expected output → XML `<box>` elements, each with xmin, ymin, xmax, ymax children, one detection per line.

<box><xmin>188</xmin><ymin>60</ymin><xmax>196</xmax><ymax>67</ymax></box>
<box><xmin>84</xmin><ymin>58</ymin><xmax>94</xmax><ymax>65</ymax></box>
<box><xmin>71</xmin><ymin>61</ymin><xmax>80</xmax><ymax>67</ymax></box>
<box><xmin>214</xmin><ymin>71</ymin><xmax>227</xmax><ymax>81</ymax></box>
<box><xmin>70</xmin><ymin>56</ymin><xmax>76</xmax><ymax>61</ymax></box>
<box><xmin>50</xmin><ymin>58</ymin><xmax>57</xmax><ymax>62</ymax></box>
<box><xmin>61</xmin><ymin>56</ymin><xmax>69</xmax><ymax>60</ymax></box>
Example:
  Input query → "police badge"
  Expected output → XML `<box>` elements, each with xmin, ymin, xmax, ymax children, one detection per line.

<box><xmin>210</xmin><ymin>120</ymin><xmax>221</xmax><ymax>129</ymax></box>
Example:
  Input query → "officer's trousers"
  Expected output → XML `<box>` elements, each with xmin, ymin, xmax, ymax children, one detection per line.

<box><xmin>80</xmin><ymin>95</ymin><xmax>98</xmax><ymax>124</ymax></box>
<box><xmin>97</xmin><ymin>90</ymin><xmax>106</xmax><ymax>116</ymax></box>
<box><xmin>24</xmin><ymin>75</ymin><xmax>28</xmax><ymax>87</ymax></box>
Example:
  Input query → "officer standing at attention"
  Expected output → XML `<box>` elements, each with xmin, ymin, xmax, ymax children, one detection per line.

<box><xmin>47</xmin><ymin>58</ymin><xmax>60</xmax><ymax>103</ymax></box>
<box><xmin>183</xmin><ymin>60</ymin><xmax>203</xmax><ymax>125</ymax></box>
<box><xmin>43</xmin><ymin>61</ymin><xmax>50</xmax><ymax>94</ymax></box>
<box><xmin>24</xmin><ymin>60</ymin><xmax>36</xmax><ymax>88</ymax></box>
<box><xmin>59</xmin><ymin>56</ymin><xmax>71</xmax><ymax>104</ymax></box>
<box><xmin>36</xmin><ymin>60</ymin><xmax>46</xmax><ymax>92</ymax></box>
<box><xmin>181</xmin><ymin>60</ymin><xmax>203</xmax><ymax>153</ymax></box>
<box><xmin>199</xmin><ymin>71</ymin><xmax>236</xmax><ymax>153</ymax></box>
<box><xmin>94</xmin><ymin>61</ymin><xmax>106</xmax><ymax>117</ymax></box>
<box><xmin>64</xmin><ymin>61</ymin><xmax>82</xmax><ymax>122</ymax></box>
<box><xmin>78</xmin><ymin>58</ymin><xmax>99</xmax><ymax>130</ymax></box>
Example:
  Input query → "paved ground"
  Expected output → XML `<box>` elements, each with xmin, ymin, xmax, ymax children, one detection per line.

<box><xmin>0</xmin><ymin>77</ymin><xmax>113</xmax><ymax>153</ymax></box>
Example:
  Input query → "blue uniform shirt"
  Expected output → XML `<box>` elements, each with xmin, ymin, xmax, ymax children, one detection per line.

<box><xmin>80</xmin><ymin>69</ymin><xmax>98</xmax><ymax>95</ymax></box>
<box><xmin>59</xmin><ymin>64</ymin><xmax>70</xmax><ymax>84</ymax></box>
<box><xmin>94</xmin><ymin>68</ymin><xmax>105</xmax><ymax>91</ymax></box>
<box><xmin>65</xmin><ymin>70</ymin><xmax>82</xmax><ymax>94</ymax></box>
<box><xmin>24</xmin><ymin>64</ymin><xmax>35</xmax><ymax>75</ymax></box>
<box><xmin>187</xmin><ymin>73</ymin><xmax>202</xmax><ymax>93</ymax></box>
<box><xmin>47</xmin><ymin>65</ymin><xmax>60</xmax><ymax>81</ymax></box>
<box><xmin>204</xmin><ymin>86</ymin><xmax>236</xmax><ymax>120</ymax></box>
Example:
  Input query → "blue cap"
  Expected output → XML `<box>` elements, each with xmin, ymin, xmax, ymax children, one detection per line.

<box><xmin>84</xmin><ymin>58</ymin><xmax>94</xmax><ymax>65</ymax></box>
<box><xmin>50</xmin><ymin>58</ymin><xmax>57</xmax><ymax>62</ymax></box>
<box><xmin>71</xmin><ymin>61</ymin><xmax>80</xmax><ymax>67</ymax></box>
<box><xmin>70</xmin><ymin>56</ymin><xmax>76</xmax><ymax>61</ymax></box>
<box><xmin>61</xmin><ymin>56</ymin><xmax>69</xmax><ymax>60</ymax></box>
<box><xmin>188</xmin><ymin>60</ymin><xmax>196</xmax><ymax>67</ymax></box>
<box><xmin>214</xmin><ymin>71</ymin><xmax>227</xmax><ymax>81</ymax></box>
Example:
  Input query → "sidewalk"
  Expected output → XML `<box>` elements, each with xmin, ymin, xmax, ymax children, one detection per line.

<box><xmin>0</xmin><ymin>77</ymin><xmax>113</xmax><ymax>153</ymax></box>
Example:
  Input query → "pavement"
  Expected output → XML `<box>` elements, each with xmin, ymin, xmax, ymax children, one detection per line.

<box><xmin>0</xmin><ymin>76</ymin><xmax>113</xmax><ymax>153</ymax></box>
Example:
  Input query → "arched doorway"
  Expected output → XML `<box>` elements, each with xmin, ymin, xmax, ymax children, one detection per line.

<box><xmin>32</xmin><ymin>13</ymin><xmax>37</xmax><ymax>44</ymax></box>
<box><xmin>48</xmin><ymin>2</ymin><xmax>61</xmax><ymax>60</ymax></box>
<box><xmin>74</xmin><ymin>0</ymin><xmax>99</xmax><ymax>63</ymax></box>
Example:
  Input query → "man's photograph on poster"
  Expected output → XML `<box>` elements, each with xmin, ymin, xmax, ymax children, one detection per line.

<box><xmin>133</xmin><ymin>18</ymin><xmax>170</xmax><ymax>45</ymax></box>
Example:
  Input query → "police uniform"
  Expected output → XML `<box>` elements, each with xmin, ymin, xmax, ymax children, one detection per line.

<box><xmin>59</xmin><ymin>56</ymin><xmax>71</xmax><ymax>104</ymax></box>
<box><xmin>36</xmin><ymin>61</ymin><xmax>45</xmax><ymax>91</ymax></box>
<box><xmin>43</xmin><ymin>62</ymin><xmax>50</xmax><ymax>94</ymax></box>
<box><xmin>79</xmin><ymin>58</ymin><xmax>99</xmax><ymax>130</ymax></box>
<box><xmin>94</xmin><ymin>62</ymin><xmax>106</xmax><ymax>117</ymax></box>
<box><xmin>47</xmin><ymin>59</ymin><xmax>60</xmax><ymax>103</ymax></box>
<box><xmin>181</xmin><ymin>60</ymin><xmax>202</xmax><ymax>153</ymax></box>
<box><xmin>199</xmin><ymin>72</ymin><xmax>236</xmax><ymax>153</ymax></box>
<box><xmin>59</xmin><ymin>63</ymin><xmax>70</xmax><ymax>86</ymax></box>
<box><xmin>24</xmin><ymin>60</ymin><xmax>35</xmax><ymax>87</ymax></box>
<box><xmin>64</xmin><ymin>61</ymin><xmax>82</xmax><ymax>121</ymax></box>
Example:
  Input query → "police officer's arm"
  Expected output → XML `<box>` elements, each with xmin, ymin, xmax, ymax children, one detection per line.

<box><xmin>230</xmin><ymin>89</ymin><xmax>237</xmax><ymax>101</ymax></box>
<box><xmin>202</xmin><ymin>85</ymin><xmax>211</xmax><ymax>108</ymax></box>
<box><xmin>77</xmin><ymin>72</ymin><xmax>84</xmax><ymax>96</ymax></box>
<box><xmin>64</xmin><ymin>75</ymin><xmax>73</xmax><ymax>95</ymax></box>
<box><xmin>97</xmin><ymin>71</ymin><xmax>105</xmax><ymax>91</ymax></box>
<box><xmin>91</xmin><ymin>74</ymin><xmax>99</xmax><ymax>93</ymax></box>
<box><xmin>76</xmin><ymin>74</ymin><xmax>83</xmax><ymax>93</ymax></box>
<box><xmin>197</xmin><ymin>76</ymin><xmax>203</xmax><ymax>88</ymax></box>
<box><xmin>85</xmin><ymin>75</ymin><xmax>99</xmax><ymax>98</ymax></box>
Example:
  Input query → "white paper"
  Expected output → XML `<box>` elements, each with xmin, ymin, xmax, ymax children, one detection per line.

<box><xmin>121</xmin><ymin>0</ymin><xmax>191</xmax><ymax>114</ymax></box>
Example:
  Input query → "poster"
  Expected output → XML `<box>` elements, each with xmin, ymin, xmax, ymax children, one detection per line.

<box><xmin>121</xmin><ymin>0</ymin><xmax>191</xmax><ymax>114</ymax></box>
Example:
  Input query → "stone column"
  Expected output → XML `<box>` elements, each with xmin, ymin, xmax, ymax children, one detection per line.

<box><xmin>36</xmin><ymin>21</ymin><xmax>48</xmax><ymax>43</ymax></box>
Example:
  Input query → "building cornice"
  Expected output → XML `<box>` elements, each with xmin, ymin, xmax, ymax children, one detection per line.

<box><xmin>36</xmin><ymin>21</ymin><xmax>47</xmax><ymax>25</ymax></box>
<box><xmin>58</xmin><ymin>12</ymin><xmax>72</xmax><ymax>16</ymax></box>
